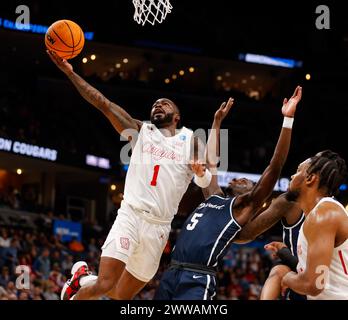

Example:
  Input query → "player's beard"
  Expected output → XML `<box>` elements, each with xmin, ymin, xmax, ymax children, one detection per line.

<box><xmin>151</xmin><ymin>112</ymin><xmax>174</xmax><ymax>128</ymax></box>
<box><xmin>285</xmin><ymin>189</ymin><xmax>300</xmax><ymax>202</ymax></box>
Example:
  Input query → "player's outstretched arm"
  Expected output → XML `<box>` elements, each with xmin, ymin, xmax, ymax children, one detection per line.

<box><xmin>197</xmin><ymin>98</ymin><xmax>234</xmax><ymax>198</ymax></box>
<box><xmin>46</xmin><ymin>50</ymin><xmax>142</xmax><ymax>138</ymax></box>
<box><xmin>234</xmin><ymin>193</ymin><xmax>301</xmax><ymax>243</ymax></box>
<box><xmin>281</xmin><ymin>202</ymin><xmax>338</xmax><ymax>296</ymax></box>
<box><xmin>240</xmin><ymin>86</ymin><xmax>302</xmax><ymax>210</ymax></box>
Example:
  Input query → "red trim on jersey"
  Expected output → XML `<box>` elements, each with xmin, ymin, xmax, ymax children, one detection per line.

<box><xmin>338</xmin><ymin>250</ymin><xmax>348</xmax><ymax>275</ymax></box>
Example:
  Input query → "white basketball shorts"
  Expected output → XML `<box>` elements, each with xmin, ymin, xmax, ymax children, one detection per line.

<box><xmin>101</xmin><ymin>201</ymin><xmax>171</xmax><ymax>283</ymax></box>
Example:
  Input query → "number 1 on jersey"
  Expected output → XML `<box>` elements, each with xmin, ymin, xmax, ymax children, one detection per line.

<box><xmin>150</xmin><ymin>165</ymin><xmax>160</xmax><ymax>186</ymax></box>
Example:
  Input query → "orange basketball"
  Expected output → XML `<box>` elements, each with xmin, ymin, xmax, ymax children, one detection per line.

<box><xmin>45</xmin><ymin>20</ymin><xmax>85</xmax><ymax>60</ymax></box>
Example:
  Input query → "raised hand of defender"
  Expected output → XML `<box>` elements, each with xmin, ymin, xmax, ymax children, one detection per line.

<box><xmin>190</xmin><ymin>160</ymin><xmax>206</xmax><ymax>177</ymax></box>
<box><xmin>281</xmin><ymin>86</ymin><xmax>302</xmax><ymax>118</ymax></box>
<box><xmin>214</xmin><ymin>97</ymin><xmax>234</xmax><ymax>124</ymax></box>
<box><xmin>264</xmin><ymin>241</ymin><xmax>287</xmax><ymax>258</ymax></box>
<box><xmin>46</xmin><ymin>50</ymin><xmax>73</xmax><ymax>75</ymax></box>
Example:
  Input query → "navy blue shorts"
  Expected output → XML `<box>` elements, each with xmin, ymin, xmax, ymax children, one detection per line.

<box><xmin>285</xmin><ymin>289</ymin><xmax>307</xmax><ymax>301</ymax></box>
<box><xmin>154</xmin><ymin>268</ymin><xmax>217</xmax><ymax>300</ymax></box>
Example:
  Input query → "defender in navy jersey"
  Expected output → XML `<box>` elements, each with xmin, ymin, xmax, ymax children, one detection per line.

<box><xmin>259</xmin><ymin>207</ymin><xmax>306</xmax><ymax>300</ymax></box>
<box><xmin>155</xmin><ymin>86</ymin><xmax>303</xmax><ymax>300</ymax></box>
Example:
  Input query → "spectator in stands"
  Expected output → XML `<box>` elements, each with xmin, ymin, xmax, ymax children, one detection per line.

<box><xmin>49</xmin><ymin>263</ymin><xmax>66</xmax><ymax>289</ymax></box>
<box><xmin>6</xmin><ymin>281</ymin><xmax>17</xmax><ymax>297</ymax></box>
<box><xmin>88</xmin><ymin>238</ymin><xmax>99</xmax><ymax>255</ymax></box>
<box><xmin>249</xmin><ymin>278</ymin><xmax>262</xmax><ymax>299</ymax></box>
<box><xmin>33</xmin><ymin>247</ymin><xmax>51</xmax><ymax>280</ymax></box>
<box><xmin>68</xmin><ymin>237</ymin><xmax>84</xmax><ymax>253</ymax></box>
<box><xmin>18</xmin><ymin>291</ymin><xmax>30</xmax><ymax>300</ymax></box>
<box><xmin>42</xmin><ymin>280</ymin><xmax>59</xmax><ymax>300</ymax></box>
<box><xmin>217</xmin><ymin>287</ymin><xmax>228</xmax><ymax>300</ymax></box>
<box><xmin>0</xmin><ymin>267</ymin><xmax>11</xmax><ymax>288</ymax></box>
<box><xmin>31</xmin><ymin>286</ymin><xmax>44</xmax><ymax>300</ymax></box>
<box><xmin>50</xmin><ymin>250</ymin><xmax>62</xmax><ymax>267</ymax></box>
<box><xmin>50</xmin><ymin>235</ymin><xmax>67</xmax><ymax>252</ymax></box>
<box><xmin>6</xmin><ymin>187</ymin><xmax>21</xmax><ymax>210</ymax></box>
<box><xmin>61</xmin><ymin>254</ymin><xmax>74</xmax><ymax>275</ymax></box>
<box><xmin>0</xmin><ymin>229</ymin><xmax>11</xmax><ymax>248</ymax></box>
<box><xmin>0</xmin><ymin>286</ymin><xmax>8</xmax><ymax>300</ymax></box>
<box><xmin>21</xmin><ymin>232</ymin><xmax>34</xmax><ymax>253</ymax></box>
<box><xmin>3</xmin><ymin>238</ymin><xmax>20</xmax><ymax>273</ymax></box>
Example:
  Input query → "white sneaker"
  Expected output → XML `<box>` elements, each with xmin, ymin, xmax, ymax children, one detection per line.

<box><xmin>60</xmin><ymin>261</ymin><xmax>90</xmax><ymax>300</ymax></box>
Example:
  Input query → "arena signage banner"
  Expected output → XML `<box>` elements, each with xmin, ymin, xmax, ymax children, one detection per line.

<box><xmin>0</xmin><ymin>137</ymin><xmax>58</xmax><ymax>161</ymax></box>
<box><xmin>0</xmin><ymin>17</ymin><xmax>94</xmax><ymax>40</ymax></box>
<box><xmin>53</xmin><ymin>219</ymin><xmax>82</xmax><ymax>242</ymax></box>
<box><xmin>86</xmin><ymin>154</ymin><xmax>111</xmax><ymax>169</ymax></box>
<box><xmin>218</xmin><ymin>170</ymin><xmax>289</xmax><ymax>192</ymax></box>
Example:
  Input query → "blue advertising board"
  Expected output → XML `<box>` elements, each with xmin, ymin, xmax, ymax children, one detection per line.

<box><xmin>53</xmin><ymin>219</ymin><xmax>82</xmax><ymax>243</ymax></box>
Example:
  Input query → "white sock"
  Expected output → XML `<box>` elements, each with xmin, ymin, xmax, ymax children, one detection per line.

<box><xmin>79</xmin><ymin>274</ymin><xmax>98</xmax><ymax>287</ymax></box>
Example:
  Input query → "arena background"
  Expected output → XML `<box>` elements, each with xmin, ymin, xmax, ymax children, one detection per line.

<box><xmin>0</xmin><ymin>0</ymin><xmax>347</xmax><ymax>300</ymax></box>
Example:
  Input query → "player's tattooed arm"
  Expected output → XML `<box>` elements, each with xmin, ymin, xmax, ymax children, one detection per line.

<box><xmin>234</xmin><ymin>194</ymin><xmax>300</xmax><ymax>243</ymax></box>
<box><xmin>200</xmin><ymin>98</ymin><xmax>235</xmax><ymax>199</ymax></box>
<box><xmin>47</xmin><ymin>50</ymin><xmax>142</xmax><ymax>139</ymax></box>
<box><xmin>240</xmin><ymin>86</ymin><xmax>302</xmax><ymax>211</ymax></box>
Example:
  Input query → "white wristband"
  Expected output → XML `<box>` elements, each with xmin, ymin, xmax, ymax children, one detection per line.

<box><xmin>282</xmin><ymin>117</ymin><xmax>294</xmax><ymax>129</ymax></box>
<box><xmin>194</xmin><ymin>169</ymin><xmax>212</xmax><ymax>188</ymax></box>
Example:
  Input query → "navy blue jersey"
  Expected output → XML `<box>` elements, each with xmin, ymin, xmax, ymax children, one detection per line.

<box><xmin>281</xmin><ymin>212</ymin><xmax>305</xmax><ymax>257</ymax></box>
<box><xmin>172</xmin><ymin>195</ymin><xmax>241</xmax><ymax>267</ymax></box>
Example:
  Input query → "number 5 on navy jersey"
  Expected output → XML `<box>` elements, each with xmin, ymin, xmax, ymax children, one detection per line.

<box><xmin>186</xmin><ymin>213</ymin><xmax>203</xmax><ymax>230</ymax></box>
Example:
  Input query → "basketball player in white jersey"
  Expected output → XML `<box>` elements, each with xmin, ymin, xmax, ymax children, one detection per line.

<box><xmin>46</xmin><ymin>50</ymin><xmax>218</xmax><ymax>300</ymax></box>
<box><xmin>281</xmin><ymin>150</ymin><xmax>348</xmax><ymax>299</ymax></box>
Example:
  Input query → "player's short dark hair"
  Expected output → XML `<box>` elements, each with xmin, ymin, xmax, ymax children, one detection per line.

<box><xmin>307</xmin><ymin>150</ymin><xmax>347</xmax><ymax>196</ymax></box>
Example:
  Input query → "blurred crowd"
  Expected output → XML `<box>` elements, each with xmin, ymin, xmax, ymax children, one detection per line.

<box><xmin>0</xmin><ymin>225</ymin><xmax>104</xmax><ymax>300</ymax></box>
<box><xmin>0</xmin><ymin>218</ymin><xmax>272</xmax><ymax>300</ymax></box>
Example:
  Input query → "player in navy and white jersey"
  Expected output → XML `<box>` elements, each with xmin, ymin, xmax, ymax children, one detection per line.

<box><xmin>282</xmin><ymin>212</ymin><xmax>305</xmax><ymax>257</ymax></box>
<box><xmin>259</xmin><ymin>207</ymin><xmax>306</xmax><ymax>300</ymax></box>
<box><xmin>155</xmin><ymin>86</ymin><xmax>303</xmax><ymax>300</ymax></box>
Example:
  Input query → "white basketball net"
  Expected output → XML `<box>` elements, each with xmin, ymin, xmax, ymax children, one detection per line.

<box><xmin>133</xmin><ymin>0</ymin><xmax>172</xmax><ymax>26</ymax></box>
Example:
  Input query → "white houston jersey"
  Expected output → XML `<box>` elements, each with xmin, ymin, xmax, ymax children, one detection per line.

<box><xmin>123</xmin><ymin>123</ymin><xmax>194</xmax><ymax>222</ymax></box>
<box><xmin>297</xmin><ymin>197</ymin><xmax>348</xmax><ymax>300</ymax></box>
